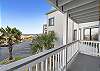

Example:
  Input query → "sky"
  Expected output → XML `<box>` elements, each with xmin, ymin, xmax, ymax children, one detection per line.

<box><xmin>0</xmin><ymin>0</ymin><xmax>52</xmax><ymax>34</ymax></box>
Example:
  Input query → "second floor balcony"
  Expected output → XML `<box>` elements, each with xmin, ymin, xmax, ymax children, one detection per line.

<box><xmin>0</xmin><ymin>0</ymin><xmax>100</xmax><ymax>71</ymax></box>
<box><xmin>0</xmin><ymin>40</ymin><xmax>100</xmax><ymax>71</ymax></box>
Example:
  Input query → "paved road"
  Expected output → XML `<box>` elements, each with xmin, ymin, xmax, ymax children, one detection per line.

<box><xmin>0</xmin><ymin>41</ymin><xmax>32</xmax><ymax>61</ymax></box>
<box><xmin>67</xmin><ymin>53</ymin><xmax>100</xmax><ymax>71</ymax></box>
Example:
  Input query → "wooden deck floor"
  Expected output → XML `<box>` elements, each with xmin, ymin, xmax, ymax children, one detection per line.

<box><xmin>67</xmin><ymin>53</ymin><xmax>100</xmax><ymax>71</ymax></box>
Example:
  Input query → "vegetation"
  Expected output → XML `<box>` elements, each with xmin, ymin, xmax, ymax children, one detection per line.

<box><xmin>0</xmin><ymin>56</ymin><xmax>23</xmax><ymax>65</ymax></box>
<box><xmin>31</xmin><ymin>31</ymin><xmax>57</xmax><ymax>54</ymax></box>
<box><xmin>0</xmin><ymin>26</ymin><xmax>22</xmax><ymax>60</ymax></box>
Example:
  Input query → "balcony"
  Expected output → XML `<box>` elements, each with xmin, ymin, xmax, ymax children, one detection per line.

<box><xmin>0</xmin><ymin>0</ymin><xmax>100</xmax><ymax>71</ymax></box>
<box><xmin>0</xmin><ymin>40</ymin><xmax>100</xmax><ymax>71</ymax></box>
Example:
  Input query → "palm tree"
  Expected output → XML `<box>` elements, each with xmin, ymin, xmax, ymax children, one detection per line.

<box><xmin>32</xmin><ymin>31</ymin><xmax>57</xmax><ymax>54</ymax></box>
<box><xmin>0</xmin><ymin>26</ymin><xmax>22</xmax><ymax>60</ymax></box>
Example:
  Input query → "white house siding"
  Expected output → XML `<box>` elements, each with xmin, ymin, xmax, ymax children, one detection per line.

<box><xmin>47</xmin><ymin>10</ymin><xmax>66</xmax><ymax>47</ymax></box>
<box><xmin>68</xmin><ymin>18</ymin><xmax>74</xmax><ymax>43</ymax></box>
<box><xmin>47</xmin><ymin>10</ymin><xmax>99</xmax><ymax>47</ymax></box>
<box><xmin>47</xmin><ymin>10</ymin><xmax>76</xmax><ymax>47</ymax></box>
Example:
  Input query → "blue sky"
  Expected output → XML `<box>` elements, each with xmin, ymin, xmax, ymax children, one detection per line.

<box><xmin>0</xmin><ymin>0</ymin><xmax>52</xmax><ymax>34</ymax></box>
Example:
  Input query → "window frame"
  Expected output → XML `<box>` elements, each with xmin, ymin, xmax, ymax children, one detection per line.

<box><xmin>48</xmin><ymin>17</ymin><xmax>54</xmax><ymax>26</ymax></box>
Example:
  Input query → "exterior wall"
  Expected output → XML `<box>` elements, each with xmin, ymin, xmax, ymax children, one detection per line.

<box><xmin>47</xmin><ymin>10</ymin><xmax>99</xmax><ymax>47</ymax></box>
<box><xmin>47</xmin><ymin>10</ymin><xmax>75</xmax><ymax>47</ymax></box>
<box><xmin>47</xmin><ymin>10</ymin><xmax>66</xmax><ymax>47</ymax></box>
<box><xmin>68</xmin><ymin>18</ymin><xmax>74</xmax><ymax>43</ymax></box>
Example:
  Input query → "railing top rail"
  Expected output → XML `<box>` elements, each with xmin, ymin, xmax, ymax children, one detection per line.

<box><xmin>0</xmin><ymin>40</ymin><xmax>79</xmax><ymax>71</ymax></box>
<box><xmin>81</xmin><ymin>40</ymin><xmax>100</xmax><ymax>43</ymax></box>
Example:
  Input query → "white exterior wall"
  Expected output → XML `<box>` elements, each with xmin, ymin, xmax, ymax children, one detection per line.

<box><xmin>47</xmin><ymin>11</ymin><xmax>67</xmax><ymax>47</ymax></box>
<box><xmin>67</xmin><ymin>18</ymin><xmax>74</xmax><ymax>43</ymax></box>
<box><xmin>47</xmin><ymin>10</ymin><xmax>76</xmax><ymax>47</ymax></box>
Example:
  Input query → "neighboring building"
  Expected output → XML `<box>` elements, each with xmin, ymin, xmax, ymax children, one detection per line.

<box><xmin>43</xmin><ymin>24</ymin><xmax>47</xmax><ymax>34</ymax></box>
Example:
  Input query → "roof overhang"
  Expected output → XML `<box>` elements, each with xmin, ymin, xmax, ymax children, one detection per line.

<box><xmin>48</xmin><ymin>0</ymin><xmax>100</xmax><ymax>23</ymax></box>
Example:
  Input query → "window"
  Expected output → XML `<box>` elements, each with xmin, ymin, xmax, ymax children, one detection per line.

<box><xmin>48</xmin><ymin>17</ymin><xmax>54</xmax><ymax>26</ymax></box>
<box><xmin>73</xmin><ymin>30</ymin><xmax>77</xmax><ymax>41</ymax></box>
<box><xmin>84</xmin><ymin>27</ymin><xmax>99</xmax><ymax>41</ymax></box>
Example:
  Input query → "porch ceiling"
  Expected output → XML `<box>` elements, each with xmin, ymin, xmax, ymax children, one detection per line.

<box><xmin>48</xmin><ymin>0</ymin><xmax>100</xmax><ymax>23</ymax></box>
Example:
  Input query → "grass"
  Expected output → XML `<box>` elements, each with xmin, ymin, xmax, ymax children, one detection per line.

<box><xmin>0</xmin><ymin>56</ymin><xmax>23</xmax><ymax>65</ymax></box>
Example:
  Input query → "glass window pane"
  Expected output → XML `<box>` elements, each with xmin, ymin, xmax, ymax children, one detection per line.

<box><xmin>91</xmin><ymin>28</ymin><xmax>98</xmax><ymax>41</ymax></box>
<box><xmin>84</xmin><ymin>29</ymin><xmax>90</xmax><ymax>40</ymax></box>
<box><xmin>49</xmin><ymin>18</ymin><xmax>54</xmax><ymax>26</ymax></box>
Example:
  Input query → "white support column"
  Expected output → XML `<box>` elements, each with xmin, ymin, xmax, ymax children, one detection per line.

<box><xmin>63</xmin><ymin>12</ymin><xmax>68</xmax><ymax>45</ymax></box>
<box><xmin>62</xmin><ymin>12</ymin><xmax>68</xmax><ymax>71</ymax></box>
<box><xmin>77</xmin><ymin>24</ymin><xmax>79</xmax><ymax>40</ymax></box>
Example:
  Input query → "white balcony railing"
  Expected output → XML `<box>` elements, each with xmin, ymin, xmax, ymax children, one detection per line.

<box><xmin>80</xmin><ymin>41</ymin><xmax>100</xmax><ymax>56</ymax></box>
<box><xmin>0</xmin><ymin>40</ymin><xmax>79</xmax><ymax>71</ymax></box>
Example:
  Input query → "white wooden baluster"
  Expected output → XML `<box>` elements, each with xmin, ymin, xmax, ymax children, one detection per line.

<box><xmin>99</xmin><ymin>43</ymin><xmax>100</xmax><ymax>56</ymax></box>
<box><xmin>64</xmin><ymin>49</ymin><xmax>66</xmax><ymax>67</ymax></box>
<box><xmin>49</xmin><ymin>57</ymin><xmax>52</xmax><ymax>71</ymax></box>
<box><xmin>92</xmin><ymin>43</ymin><xmax>95</xmax><ymax>56</ymax></box>
<box><xmin>36</xmin><ymin>64</ymin><xmax>38</xmax><ymax>71</ymax></box>
<box><xmin>63</xmin><ymin>49</ymin><xmax>66</xmax><ymax>71</ymax></box>
<box><xmin>28</xmin><ymin>65</ymin><xmax>33</xmax><ymax>71</ymax></box>
<box><xmin>72</xmin><ymin>44</ymin><xmax>73</xmax><ymax>57</ymax></box>
<box><xmin>45</xmin><ymin>59</ymin><xmax>48</xmax><ymax>71</ymax></box>
<box><xmin>58</xmin><ymin>53</ymin><xmax>60</xmax><ymax>70</ymax></box>
<box><xmin>41</xmin><ymin>61</ymin><xmax>44</xmax><ymax>71</ymax></box>
<box><xmin>55</xmin><ymin>54</ymin><xmax>57</xmax><ymax>71</ymax></box>
<box><xmin>60</xmin><ymin>51</ymin><xmax>62</xmax><ymax>70</ymax></box>
<box><xmin>62</xmin><ymin>49</ymin><xmax>64</xmax><ymax>68</ymax></box>
<box><xmin>53</xmin><ymin>55</ymin><xmax>55</xmax><ymax>71</ymax></box>
<box><xmin>96</xmin><ymin>43</ymin><xmax>98</xmax><ymax>56</ymax></box>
